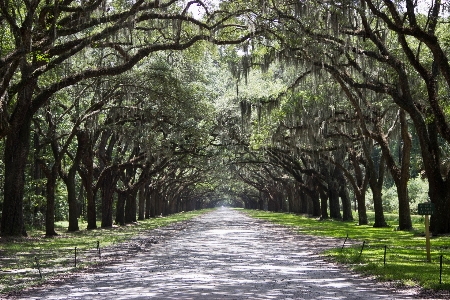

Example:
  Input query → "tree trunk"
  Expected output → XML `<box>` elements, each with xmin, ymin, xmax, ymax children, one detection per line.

<box><xmin>138</xmin><ymin>185</ymin><xmax>145</xmax><ymax>220</ymax></box>
<box><xmin>82</xmin><ymin>133</ymin><xmax>97</xmax><ymax>230</ymax></box>
<box><xmin>100</xmin><ymin>168</ymin><xmax>117</xmax><ymax>227</ymax></box>
<box><xmin>85</xmin><ymin>177</ymin><xmax>96</xmax><ymax>229</ymax></box>
<box><xmin>158</xmin><ymin>192</ymin><xmax>164</xmax><ymax>216</ymax></box>
<box><xmin>162</xmin><ymin>194</ymin><xmax>168</xmax><ymax>216</ymax></box>
<box><xmin>311</xmin><ymin>190</ymin><xmax>321</xmax><ymax>217</ymax></box>
<box><xmin>145</xmin><ymin>186</ymin><xmax>151</xmax><ymax>218</ymax></box>
<box><xmin>311</xmin><ymin>178</ymin><xmax>321</xmax><ymax>217</ymax></box>
<box><xmin>340</xmin><ymin>186</ymin><xmax>353</xmax><ymax>222</ymax></box>
<box><xmin>319</xmin><ymin>189</ymin><xmax>328</xmax><ymax>219</ymax></box>
<box><xmin>116</xmin><ymin>191</ymin><xmax>126</xmax><ymax>225</ymax></box>
<box><xmin>425</xmin><ymin>120</ymin><xmax>450</xmax><ymax>233</ymax></box>
<box><xmin>1</xmin><ymin>118</ymin><xmax>32</xmax><ymax>236</ymax></box>
<box><xmin>299</xmin><ymin>190</ymin><xmax>308</xmax><ymax>214</ymax></box>
<box><xmin>371</xmin><ymin>183</ymin><xmax>387</xmax><ymax>228</ymax></box>
<box><xmin>125</xmin><ymin>190</ymin><xmax>137</xmax><ymax>223</ymax></box>
<box><xmin>170</xmin><ymin>195</ymin><xmax>178</xmax><ymax>214</ymax></box>
<box><xmin>1</xmin><ymin>61</ymin><xmax>38</xmax><ymax>237</ymax></box>
<box><xmin>66</xmin><ymin>168</ymin><xmax>80</xmax><ymax>232</ymax></box>
<box><xmin>132</xmin><ymin>190</ymin><xmax>137</xmax><ymax>221</ymax></box>
<box><xmin>397</xmin><ymin>110</ymin><xmax>413</xmax><ymax>230</ymax></box>
<box><xmin>287</xmin><ymin>186</ymin><xmax>294</xmax><ymax>213</ymax></box>
<box><xmin>59</xmin><ymin>130</ymin><xmax>91</xmax><ymax>231</ymax></box>
<box><xmin>429</xmin><ymin>177</ymin><xmax>450</xmax><ymax>233</ymax></box>
<box><xmin>78</xmin><ymin>184</ymin><xmax>85</xmax><ymax>218</ymax></box>
<box><xmin>368</xmin><ymin>154</ymin><xmax>387</xmax><ymax>228</ymax></box>
<box><xmin>397</xmin><ymin>185</ymin><xmax>412</xmax><ymax>230</ymax></box>
<box><xmin>45</xmin><ymin>166</ymin><xmax>59</xmax><ymax>236</ymax></box>
<box><xmin>32</xmin><ymin>143</ymin><xmax>45</xmax><ymax>229</ymax></box>
<box><xmin>258</xmin><ymin>195</ymin><xmax>264</xmax><ymax>210</ymax></box>
<box><xmin>268</xmin><ymin>196</ymin><xmax>278</xmax><ymax>212</ymax></box>
<box><xmin>150</xmin><ymin>188</ymin><xmax>157</xmax><ymax>218</ymax></box>
<box><xmin>292</xmin><ymin>193</ymin><xmax>299</xmax><ymax>213</ymax></box>
<box><xmin>335</xmin><ymin>167</ymin><xmax>353</xmax><ymax>221</ymax></box>
<box><xmin>356</xmin><ymin>191</ymin><xmax>368</xmax><ymax>225</ymax></box>
<box><xmin>328</xmin><ymin>180</ymin><xmax>342</xmax><ymax>219</ymax></box>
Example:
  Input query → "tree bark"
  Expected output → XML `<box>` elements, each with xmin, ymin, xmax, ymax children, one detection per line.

<box><xmin>328</xmin><ymin>182</ymin><xmax>341</xmax><ymax>219</ymax></box>
<box><xmin>348</xmin><ymin>150</ymin><xmax>369</xmax><ymax>225</ymax></box>
<box><xmin>138</xmin><ymin>185</ymin><xmax>146</xmax><ymax>220</ymax></box>
<box><xmin>81</xmin><ymin>132</ymin><xmax>97</xmax><ymax>230</ymax></box>
<box><xmin>367</xmin><ymin>150</ymin><xmax>387</xmax><ymax>228</ymax></box>
<box><xmin>116</xmin><ymin>191</ymin><xmax>126</xmax><ymax>226</ymax></box>
<box><xmin>311</xmin><ymin>190</ymin><xmax>321</xmax><ymax>217</ymax></box>
<box><xmin>426</xmin><ymin>119</ymin><xmax>450</xmax><ymax>233</ymax></box>
<box><xmin>258</xmin><ymin>194</ymin><xmax>264</xmax><ymax>210</ymax></box>
<box><xmin>397</xmin><ymin>110</ymin><xmax>413</xmax><ymax>230</ymax></box>
<box><xmin>125</xmin><ymin>190</ymin><xmax>137</xmax><ymax>223</ymax></box>
<box><xmin>1</xmin><ymin>90</ymin><xmax>34</xmax><ymax>236</ymax></box>
<box><xmin>44</xmin><ymin>166</ymin><xmax>59</xmax><ymax>236</ymax></box>
<box><xmin>319</xmin><ymin>189</ymin><xmax>328</xmax><ymax>219</ymax></box>
<box><xmin>150</xmin><ymin>188</ymin><xmax>157</xmax><ymax>218</ymax></box>
<box><xmin>374</xmin><ymin>110</ymin><xmax>411</xmax><ymax>230</ymax></box>
<box><xmin>336</xmin><ymin>166</ymin><xmax>353</xmax><ymax>222</ymax></box>
<box><xmin>63</xmin><ymin>131</ymin><xmax>91</xmax><ymax>232</ymax></box>
<box><xmin>299</xmin><ymin>190</ymin><xmax>307</xmax><ymax>214</ymax></box>
<box><xmin>100</xmin><ymin>168</ymin><xmax>118</xmax><ymax>227</ymax></box>
<box><xmin>145</xmin><ymin>186</ymin><xmax>151</xmax><ymax>218</ymax></box>
<box><xmin>340</xmin><ymin>186</ymin><xmax>353</xmax><ymax>222</ymax></box>
<box><xmin>65</xmin><ymin>167</ymin><xmax>80</xmax><ymax>232</ymax></box>
<box><xmin>371</xmin><ymin>183</ymin><xmax>387</xmax><ymax>228</ymax></box>
<box><xmin>355</xmin><ymin>192</ymin><xmax>368</xmax><ymax>225</ymax></box>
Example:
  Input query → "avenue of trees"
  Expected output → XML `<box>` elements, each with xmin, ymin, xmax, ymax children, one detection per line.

<box><xmin>1</xmin><ymin>0</ymin><xmax>450</xmax><ymax>237</ymax></box>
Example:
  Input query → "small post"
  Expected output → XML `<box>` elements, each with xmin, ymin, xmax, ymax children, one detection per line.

<box><xmin>97</xmin><ymin>241</ymin><xmax>101</xmax><ymax>257</ymax></box>
<box><xmin>35</xmin><ymin>257</ymin><xmax>42</xmax><ymax>279</ymax></box>
<box><xmin>74</xmin><ymin>247</ymin><xmax>77</xmax><ymax>268</ymax></box>
<box><xmin>341</xmin><ymin>233</ymin><xmax>348</xmax><ymax>250</ymax></box>
<box><xmin>418</xmin><ymin>202</ymin><xmax>434</xmax><ymax>263</ymax></box>
<box><xmin>440</xmin><ymin>255</ymin><xmax>443</xmax><ymax>285</ymax></box>
<box><xmin>384</xmin><ymin>245</ymin><xmax>387</xmax><ymax>266</ymax></box>
<box><xmin>425</xmin><ymin>215</ymin><xmax>431</xmax><ymax>262</ymax></box>
<box><xmin>359</xmin><ymin>241</ymin><xmax>366</xmax><ymax>258</ymax></box>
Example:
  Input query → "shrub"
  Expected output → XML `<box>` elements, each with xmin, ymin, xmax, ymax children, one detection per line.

<box><xmin>366</xmin><ymin>176</ymin><xmax>428</xmax><ymax>214</ymax></box>
<box><xmin>408</xmin><ymin>177</ymin><xmax>429</xmax><ymax>214</ymax></box>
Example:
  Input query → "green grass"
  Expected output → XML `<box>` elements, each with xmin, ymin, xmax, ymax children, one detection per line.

<box><xmin>243</xmin><ymin>209</ymin><xmax>450</xmax><ymax>291</ymax></box>
<box><xmin>0</xmin><ymin>209</ymin><xmax>212</xmax><ymax>294</ymax></box>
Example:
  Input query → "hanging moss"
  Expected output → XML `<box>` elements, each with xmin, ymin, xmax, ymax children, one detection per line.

<box><xmin>240</xmin><ymin>99</ymin><xmax>252</xmax><ymax>123</ymax></box>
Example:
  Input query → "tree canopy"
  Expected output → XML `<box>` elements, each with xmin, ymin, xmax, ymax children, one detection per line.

<box><xmin>1</xmin><ymin>0</ymin><xmax>450</xmax><ymax>236</ymax></box>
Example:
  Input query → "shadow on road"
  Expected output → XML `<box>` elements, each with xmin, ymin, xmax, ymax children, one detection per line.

<box><xmin>12</xmin><ymin>208</ymin><xmax>420</xmax><ymax>299</ymax></box>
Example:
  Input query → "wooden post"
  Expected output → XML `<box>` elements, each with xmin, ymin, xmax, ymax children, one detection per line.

<box><xmin>35</xmin><ymin>257</ymin><xmax>42</xmax><ymax>279</ymax></box>
<box><xmin>359</xmin><ymin>241</ymin><xmax>365</xmax><ymax>258</ymax></box>
<box><xmin>341</xmin><ymin>233</ymin><xmax>348</xmax><ymax>250</ymax></box>
<box><xmin>425</xmin><ymin>215</ymin><xmax>431</xmax><ymax>262</ymax></box>
<box><xmin>418</xmin><ymin>203</ymin><xmax>434</xmax><ymax>263</ymax></box>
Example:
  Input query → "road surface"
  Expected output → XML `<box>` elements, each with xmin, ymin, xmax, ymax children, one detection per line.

<box><xmin>12</xmin><ymin>208</ymin><xmax>419</xmax><ymax>299</ymax></box>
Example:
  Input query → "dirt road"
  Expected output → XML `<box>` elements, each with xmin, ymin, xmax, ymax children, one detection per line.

<box><xmin>11</xmin><ymin>208</ymin><xmax>420</xmax><ymax>299</ymax></box>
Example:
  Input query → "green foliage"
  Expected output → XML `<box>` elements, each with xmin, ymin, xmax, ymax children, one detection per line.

<box><xmin>365</xmin><ymin>177</ymin><xmax>429</xmax><ymax>214</ymax></box>
<box><xmin>34</xmin><ymin>51</ymin><xmax>50</xmax><ymax>63</ymax></box>
<box><xmin>408</xmin><ymin>177</ymin><xmax>430</xmax><ymax>214</ymax></box>
<box><xmin>55</xmin><ymin>180</ymin><xmax>69</xmax><ymax>222</ymax></box>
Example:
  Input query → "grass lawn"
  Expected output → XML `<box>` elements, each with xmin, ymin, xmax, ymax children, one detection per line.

<box><xmin>243</xmin><ymin>209</ymin><xmax>450</xmax><ymax>291</ymax></box>
<box><xmin>0</xmin><ymin>209</ymin><xmax>211</xmax><ymax>294</ymax></box>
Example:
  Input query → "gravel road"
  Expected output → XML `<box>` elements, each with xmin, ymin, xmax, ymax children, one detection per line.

<box><xmin>10</xmin><ymin>208</ymin><xmax>427</xmax><ymax>299</ymax></box>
